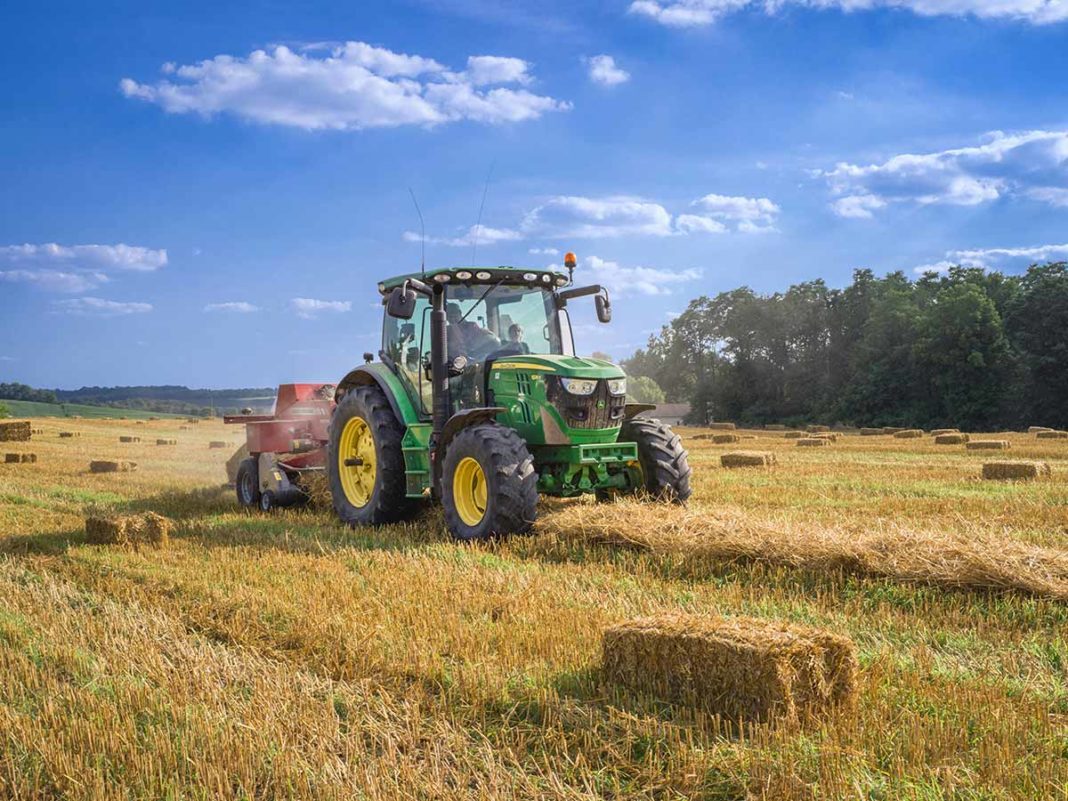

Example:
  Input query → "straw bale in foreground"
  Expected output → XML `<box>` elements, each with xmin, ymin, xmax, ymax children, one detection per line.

<box><xmin>966</xmin><ymin>440</ymin><xmax>1010</xmax><ymax>451</ymax></box>
<box><xmin>797</xmin><ymin>438</ymin><xmax>830</xmax><ymax>447</ymax></box>
<box><xmin>1036</xmin><ymin>430</ymin><xmax>1068</xmax><ymax>440</ymax></box>
<box><xmin>85</xmin><ymin>512</ymin><xmax>171</xmax><ymax>548</ymax></box>
<box><xmin>721</xmin><ymin>451</ymin><xmax>776</xmax><ymax>468</ymax></box>
<box><xmin>708</xmin><ymin>422</ymin><xmax>736</xmax><ymax>431</ymax></box>
<box><xmin>894</xmin><ymin>429</ymin><xmax>924</xmax><ymax>439</ymax></box>
<box><xmin>0</xmin><ymin>421</ymin><xmax>32</xmax><ymax>442</ymax></box>
<box><xmin>982</xmin><ymin>461</ymin><xmax>1051</xmax><ymax>481</ymax></box>
<box><xmin>89</xmin><ymin>460</ymin><xmax>137</xmax><ymax>473</ymax></box>
<box><xmin>935</xmin><ymin>433</ymin><xmax>969</xmax><ymax>445</ymax></box>
<box><xmin>602</xmin><ymin>614</ymin><xmax>857</xmax><ymax>724</ymax></box>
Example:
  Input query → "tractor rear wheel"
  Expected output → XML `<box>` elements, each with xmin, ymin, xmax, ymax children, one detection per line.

<box><xmin>235</xmin><ymin>458</ymin><xmax>261</xmax><ymax>509</ymax></box>
<box><xmin>620</xmin><ymin>417</ymin><xmax>692</xmax><ymax>502</ymax></box>
<box><xmin>442</xmin><ymin>423</ymin><xmax>537</xmax><ymax>541</ymax></box>
<box><xmin>327</xmin><ymin>385</ymin><xmax>416</xmax><ymax>526</ymax></box>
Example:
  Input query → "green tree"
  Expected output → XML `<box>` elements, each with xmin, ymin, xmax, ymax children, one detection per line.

<box><xmin>0</xmin><ymin>401</ymin><xmax>9</xmax><ymax>419</ymax></box>
<box><xmin>627</xmin><ymin>375</ymin><xmax>666</xmax><ymax>404</ymax></box>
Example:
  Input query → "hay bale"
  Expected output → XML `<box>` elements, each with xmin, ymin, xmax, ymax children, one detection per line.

<box><xmin>708</xmin><ymin>422</ymin><xmax>736</xmax><ymax>431</ymax></box>
<box><xmin>0</xmin><ymin>421</ymin><xmax>32</xmax><ymax>442</ymax></box>
<box><xmin>186</xmin><ymin>418</ymin><xmax>201</xmax><ymax>424</ymax></box>
<box><xmin>208</xmin><ymin>440</ymin><xmax>229</xmax><ymax>449</ymax></box>
<box><xmin>602</xmin><ymin>614</ymin><xmax>857</xmax><ymax>724</ymax></box>
<box><xmin>58</xmin><ymin>431</ymin><xmax>79</xmax><ymax>438</ymax></box>
<box><xmin>119</xmin><ymin>435</ymin><xmax>141</xmax><ymax>443</ymax></box>
<box><xmin>20</xmin><ymin>453</ymin><xmax>37</xmax><ymax>464</ymax></box>
<box><xmin>4</xmin><ymin>453</ymin><xmax>20</xmax><ymax>463</ymax></box>
<box><xmin>982</xmin><ymin>461</ymin><xmax>1051</xmax><ymax>481</ymax></box>
<box><xmin>859</xmin><ymin>428</ymin><xmax>883</xmax><ymax>436</ymax></box>
<box><xmin>1036</xmin><ymin>430</ymin><xmax>1068</xmax><ymax>440</ymax></box>
<box><xmin>894</xmin><ymin>429</ymin><xmax>924</xmax><ymax>439</ymax></box>
<box><xmin>156</xmin><ymin>438</ymin><xmax>178</xmax><ymax>445</ymax></box>
<box><xmin>84</xmin><ymin>512</ymin><xmax>171</xmax><ymax>548</ymax></box>
<box><xmin>797</xmin><ymin>438</ymin><xmax>830</xmax><ymax>447</ymax></box>
<box><xmin>1028</xmin><ymin>426</ymin><xmax>1054</xmax><ymax>434</ymax></box>
<box><xmin>882</xmin><ymin>427</ymin><xmax>904</xmax><ymax>435</ymax></box>
<box><xmin>713</xmin><ymin>433</ymin><xmax>741</xmax><ymax>444</ymax></box>
<box><xmin>935</xmin><ymin>433</ymin><xmax>969</xmax><ymax>445</ymax></box>
<box><xmin>966</xmin><ymin>440</ymin><xmax>1011</xmax><ymax>451</ymax></box>
<box><xmin>783</xmin><ymin>431</ymin><xmax>804</xmax><ymax>439</ymax></box>
<box><xmin>806</xmin><ymin>425</ymin><xmax>830</xmax><ymax>433</ymax></box>
<box><xmin>89</xmin><ymin>460</ymin><xmax>137</xmax><ymax>473</ymax></box>
<box><xmin>765</xmin><ymin>424</ymin><xmax>787</xmax><ymax>431</ymax></box>
<box><xmin>930</xmin><ymin>428</ymin><xmax>959</xmax><ymax>437</ymax></box>
<box><xmin>813</xmin><ymin>432</ymin><xmax>839</xmax><ymax>442</ymax></box>
<box><xmin>721</xmin><ymin>451</ymin><xmax>776</xmax><ymax>468</ymax></box>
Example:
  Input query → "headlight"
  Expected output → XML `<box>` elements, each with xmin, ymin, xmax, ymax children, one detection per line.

<box><xmin>607</xmin><ymin>378</ymin><xmax>627</xmax><ymax>395</ymax></box>
<box><xmin>560</xmin><ymin>377</ymin><xmax>597</xmax><ymax>396</ymax></box>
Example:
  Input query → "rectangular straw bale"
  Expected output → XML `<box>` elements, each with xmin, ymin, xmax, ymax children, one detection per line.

<box><xmin>89</xmin><ymin>460</ymin><xmax>137</xmax><ymax>473</ymax></box>
<box><xmin>882</xmin><ymin>427</ymin><xmax>904</xmax><ymax>435</ymax></box>
<box><xmin>930</xmin><ymin>429</ymin><xmax>960</xmax><ymax>437</ymax></box>
<box><xmin>58</xmin><ymin>431</ymin><xmax>79</xmax><ymax>438</ymax></box>
<box><xmin>208</xmin><ymin>440</ymin><xmax>229</xmax><ymax>449</ymax></box>
<box><xmin>797</xmin><ymin>437</ymin><xmax>830</xmax><ymax>447</ymax></box>
<box><xmin>156</xmin><ymin>438</ymin><xmax>178</xmax><ymax>445</ymax></box>
<box><xmin>1028</xmin><ymin>426</ymin><xmax>1054</xmax><ymax>434</ymax></box>
<box><xmin>935</xmin><ymin>433</ymin><xmax>969</xmax><ymax>445</ymax></box>
<box><xmin>765</xmin><ymin>424</ymin><xmax>787</xmax><ymax>431</ymax></box>
<box><xmin>783</xmin><ymin>431</ymin><xmax>804</xmax><ymax>439</ymax></box>
<box><xmin>20</xmin><ymin>453</ymin><xmax>37</xmax><ymax>463</ymax></box>
<box><xmin>84</xmin><ymin>512</ymin><xmax>171</xmax><ymax>548</ymax></box>
<box><xmin>1036</xmin><ymin>430</ymin><xmax>1068</xmax><ymax>440</ymax></box>
<box><xmin>602</xmin><ymin>614</ymin><xmax>857</xmax><ymax>724</ymax></box>
<box><xmin>0</xmin><ymin>421</ymin><xmax>32</xmax><ymax>442</ymax></box>
<box><xmin>708</xmin><ymin>422</ymin><xmax>736</xmax><ymax>431</ymax></box>
<box><xmin>859</xmin><ymin>428</ymin><xmax>884</xmax><ymax>436</ymax></box>
<box><xmin>806</xmin><ymin>425</ymin><xmax>831</xmax><ymax>433</ymax></box>
<box><xmin>982</xmin><ymin>461</ymin><xmax>1051</xmax><ymax>480</ymax></box>
<box><xmin>813</xmin><ymin>432</ymin><xmax>839</xmax><ymax>442</ymax></box>
<box><xmin>894</xmin><ymin>429</ymin><xmax>924</xmax><ymax>439</ymax></box>
<box><xmin>4</xmin><ymin>453</ymin><xmax>20</xmax><ymax>463</ymax></box>
<box><xmin>713</xmin><ymin>433</ymin><xmax>741</xmax><ymax>444</ymax></box>
<box><xmin>119</xmin><ymin>435</ymin><xmax>141</xmax><ymax>443</ymax></box>
<box><xmin>721</xmin><ymin>451</ymin><xmax>776</xmax><ymax>468</ymax></box>
<box><xmin>966</xmin><ymin>440</ymin><xmax>1011</xmax><ymax>451</ymax></box>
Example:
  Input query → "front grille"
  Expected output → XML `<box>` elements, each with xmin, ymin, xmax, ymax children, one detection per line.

<box><xmin>546</xmin><ymin>377</ymin><xmax>626</xmax><ymax>430</ymax></box>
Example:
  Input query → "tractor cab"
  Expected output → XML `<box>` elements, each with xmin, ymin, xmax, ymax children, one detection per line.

<box><xmin>326</xmin><ymin>255</ymin><xmax>692</xmax><ymax>541</ymax></box>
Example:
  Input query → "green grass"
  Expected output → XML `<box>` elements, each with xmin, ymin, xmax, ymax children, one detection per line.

<box><xmin>2</xmin><ymin>399</ymin><xmax>186</xmax><ymax>420</ymax></box>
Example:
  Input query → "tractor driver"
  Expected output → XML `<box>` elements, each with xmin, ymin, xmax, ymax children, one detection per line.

<box><xmin>507</xmin><ymin>323</ymin><xmax>530</xmax><ymax>355</ymax></box>
<box><xmin>446</xmin><ymin>302</ymin><xmax>498</xmax><ymax>361</ymax></box>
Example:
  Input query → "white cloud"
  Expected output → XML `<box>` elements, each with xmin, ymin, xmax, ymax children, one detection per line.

<box><xmin>403</xmin><ymin>225</ymin><xmax>522</xmax><ymax>247</ymax></box>
<box><xmin>581</xmin><ymin>255</ymin><xmax>700</xmax><ymax>296</ymax></box>
<box><xmin>824</xmin><ymin>129</ymin><xmax>1068</xmax><ymax>217</ymax></box>
<box><xmin>0</xmin><ymin>243</ymin><xmax>167</xmax><ymax>272</ymax></box>
<box><xmin>52</xmin><ymin>297</ymin><xmax>153</xmax><ymax>316</ymax></box>
<box><xmin>630</xmin><ymin>0</ymin><xmax>1068</xmax><ymax>28</ymax></box>
<box><xmin>684</xmin><ymin>193</ymin><xmax>780</xmax><ymax>232</ymax></box>
<box><xmin>290</xmin><ymin>297</ymin><xmax>351</xmax><ymax>318</ymax></box>
<box><xmin>204</xmin><ymin>301</ymin><xmax>260</xmax><ymax>313</ymax></box>
<box><xmin>585</xmin><ymin>55</ymin><xmax>630</xmax><ymax>86</ymax></box>
<box><xmin>121</xmin><ymin>42</ymin><xmax>569</xmax><ymax>131</ymax></box>
<box><xmin>914</xmin><ymin>242</ymin><xmax>1068</xmax><ymax>273</ymax></box>
<box><xmin>529</xmin><ymin>247</ymin><xmax>560</xmax><ymax>255</ymax></box>
<box><xmin>521</xmin><ymin>195</ymin><xmax>675</xmax><ymax>238</ymax></box>
<box><xmin>0</xmin><ymin>269</ymin><xmax>108</xmax><ymax>293</ymax></box>
<box><xmin>0</xmin><ymin>356</ymin><xmax>15</xmax><ymax>362</ymax></box>
<box><xmin>674</xmin><ymin>214</ymin><xmax>728</xmax><ymax>234</ymax></box>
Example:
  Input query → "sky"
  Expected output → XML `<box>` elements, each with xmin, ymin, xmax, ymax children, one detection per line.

<box><xmin>2</xmin><ymin>0</ymin><xmax>1067</xmax><ymax>389</ymax></box>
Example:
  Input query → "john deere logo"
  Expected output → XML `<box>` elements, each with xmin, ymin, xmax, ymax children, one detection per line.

<box><xmin>597</xmin><ymin>400</ymin><xmax>606</xmax><ymax>409</ymax></box>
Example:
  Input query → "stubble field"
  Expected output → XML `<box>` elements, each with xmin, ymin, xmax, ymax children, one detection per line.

<box><xmin>1</xmin><ymin>416</ymin><xmax>1066</xmax><ymax>800</ymax></box>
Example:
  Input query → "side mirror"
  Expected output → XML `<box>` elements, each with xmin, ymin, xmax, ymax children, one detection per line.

<box><xmin>595</xmin><ymin>293</ymin><xmax>612</xmax><ymax>324</ymax></box>
<box><xmin>387</xmin><ymin>285</ymin><xmax>416</xmax><ymax>319</ymax></box>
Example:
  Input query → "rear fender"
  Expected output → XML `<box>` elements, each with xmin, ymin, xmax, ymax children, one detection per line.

<box><xmin>335</xmin><ymin>364</ymin><xmax>421</xmax><ymax>427</ymax></box>
<box><xmin>439</xmin><ymin>407</ymin><xmax>506</xmax><ymax>454</ymax></box>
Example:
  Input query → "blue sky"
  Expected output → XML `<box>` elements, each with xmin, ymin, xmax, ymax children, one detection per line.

<box><xmin>2</xmin><ymin>0</ymin><xmax>1067</xmax><ymax>389</ymax></box>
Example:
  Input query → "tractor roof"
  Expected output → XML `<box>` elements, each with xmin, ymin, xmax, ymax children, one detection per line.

<box><xmin>378</xmin><ymin>265</ymin><xmax>570</xmax><ymax>294</ymax></box>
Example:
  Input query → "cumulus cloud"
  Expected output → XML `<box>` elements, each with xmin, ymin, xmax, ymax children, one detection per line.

<box><xmin>52</xmin><ymin>297</ymin><xmax>153</xmax><ymax>316</ymax></box>
<box><xmin>121</xmin><ymin>42</ymin><xmax>570</xmax><ymax>130</ymax></box>
<box><xmin>290</xmin><ymin>297</ymin><xmax>351</xmax><ymax>318</ymax></box>
<box><xmin>581</xmin><ymin>255</ymin><xmax>700</xmax><ymax>296</ymax></box>
<box><xmin>403</xmin><ymin>225</ymin><xmax>522</xmax><ymax>247</ymax></box>
<box><xmin>914</xmin><ymin>242</ymin><xmax>1068</xmax><ymax>273</ymax></box>
<box><xmin>630</xmin><ymin>0</ymin><xmax>1068</xmax><ymax>27</ymax></box>
<box><xmin>0</xmin><ymin>243</ymin><xmax>167</xmax><ymax>272</ymax></box>
<box><xmin>681</xmin><ymin>193</ymin><xmax>780</xmax><ymax>233</ymax></box>
<box><xmin>0</xmin><ymin>269</ymin><xmax>108</xmax><ymax>293</ymax></box>
<box><xmin>824</xmin><ymin>129</ymin><xmax>1068</xmax><ymax>217</ymax></box>
<box><xmin>204</xmin><ymin>301</ymin><xmax>260</xmax><ymax>313</ymax></box>
<box><xmin>585</xmin><ymin>55</ymin><xmax>630</xmax><ymax>86</ymax></box>
<box><xmin>521</xmin><ymin>196</ymin><xmax>676</xmax><ymax>238</ymax></box>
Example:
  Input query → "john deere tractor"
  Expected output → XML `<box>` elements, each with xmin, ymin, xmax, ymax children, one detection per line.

<box><xmin>327</xmin><ymin>254</ymin><xmax>691</xmax><ymax>540</ymax></box>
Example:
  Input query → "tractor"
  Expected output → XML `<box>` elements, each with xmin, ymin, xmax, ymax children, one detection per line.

<box><xmin>324</xmin><ymin>253</ymin><xmax>692</xmax><ymax>540</ymax></box>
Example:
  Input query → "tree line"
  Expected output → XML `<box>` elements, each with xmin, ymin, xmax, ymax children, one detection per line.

<box><xmin>621</xmin><ymin>263</ymin><xmax>1068</xmax><ymax>431</ymax></box>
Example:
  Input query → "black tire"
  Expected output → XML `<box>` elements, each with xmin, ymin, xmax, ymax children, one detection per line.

<box><xmin>235</xmin><ymin>458</ymin><xmax>261</xmax><ymax>508</ymax></box>
<box><xmin>260</xmin><ymin>490</ymin><xmax>275</xmax><ymax>512</ymax></box>
<box><xmin>327</xmin><ymin>385</ymin><xmax>416</xmax><ymax>526</ymax></box>
<box><xmin>442</xmin><ymin>422</ymin><xmax>537</xmax><ymax>541</ymax></box>
<box><xmin>620</xmin><ymin>417</ymin><xmax>692</xmax><ymax>502</ymax></box>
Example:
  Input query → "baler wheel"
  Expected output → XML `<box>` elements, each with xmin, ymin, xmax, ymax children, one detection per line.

<box><xmin>235</xmin><ymin>458</ymin><xmax>261</xmax><ymax>509</ymax></box>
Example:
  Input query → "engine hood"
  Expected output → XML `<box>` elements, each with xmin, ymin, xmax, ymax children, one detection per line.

<box><xmin>490</xmin><ymin>354</ymin><xmax>624</xmax><ymax>379</ymax></box>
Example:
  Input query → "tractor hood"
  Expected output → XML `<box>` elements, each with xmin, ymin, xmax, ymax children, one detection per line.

<box><xmin>490</xmin><ymin>354</ymin><xmax>624</xmax><ymax>379</ymax></box>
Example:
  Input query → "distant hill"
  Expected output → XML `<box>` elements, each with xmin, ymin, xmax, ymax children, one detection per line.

<box><xmin>52</xmin><ymin>385</ymin><xmax>277</xmax><ymax>416</ymax></box>
<box><xmin>2</xmin><ymin>399</ymin><xmax>186</xmax><ymax>420</ymax></box>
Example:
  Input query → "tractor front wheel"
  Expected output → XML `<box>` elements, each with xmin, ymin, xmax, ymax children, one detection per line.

<box><xmin>442</xmin><ymin>423</ymin><xmax>537</xmax><ymax>541</ymax></box>
<box><xmin>619</xmin><ymin>417</ymin><xmax>692</xmax><ymax>503</ymax></box>
<box><xmin>327</xmin><ymin>385</ymin><xmax>416</xmax><ymax>526</ymax></box>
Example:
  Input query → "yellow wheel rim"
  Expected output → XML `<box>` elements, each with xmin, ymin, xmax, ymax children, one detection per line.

<box><xmin>337</xmin><ymin>416</ymin><xmax>376</xmax><ymax>507</ymax></box>
<box><xmin>453</xmin><ymin>456</ymin><xmax>488</xmax><ymax>527</ymax></box>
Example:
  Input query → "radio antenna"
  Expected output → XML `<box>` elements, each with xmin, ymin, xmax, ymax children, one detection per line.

<box><xmin>470</xmin><ymin>162</ymin><xmax>495</xmax><ymax>266</ymax></box>
<box><xmin>408</xmin><ymin>187</ymin><xmax>425</xmax><ymax>277</ymax></box>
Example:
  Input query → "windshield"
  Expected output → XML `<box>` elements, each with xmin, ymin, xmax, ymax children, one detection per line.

<box><xmin>445</xmin><ymin>285</ymin><xmax>572</xmax><ymax>362</ymax></box>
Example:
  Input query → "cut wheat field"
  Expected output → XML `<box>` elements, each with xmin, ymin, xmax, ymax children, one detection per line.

<box><xmin>1</xmin><ymin>417</ymin><xmax>1066</xmax><ymax>800</ymax></box>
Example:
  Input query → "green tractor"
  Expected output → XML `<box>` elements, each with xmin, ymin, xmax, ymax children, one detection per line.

<box><xmin>327</xmin><ymin>254</ymin><xmax>691</xmax><ymax>540</ymax></box>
